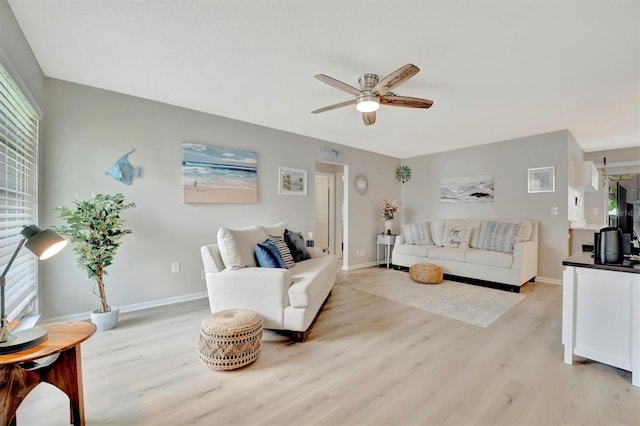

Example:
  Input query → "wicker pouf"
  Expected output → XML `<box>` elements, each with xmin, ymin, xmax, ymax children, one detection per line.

<box><xmin>409</xmin><ymin>263</ymin><xmax>444</xmax><ymax>284</ymax></box>
<box><xmin>198</xmin><ymin>309</ymin><xmax>263</xmax><ymax>371</ymax></box>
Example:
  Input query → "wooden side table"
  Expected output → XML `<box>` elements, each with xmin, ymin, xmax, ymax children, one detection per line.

<box><xmin>0</xmin><ymin>321</ymin><xmax>96</xmax><ymax>426</ymax></box>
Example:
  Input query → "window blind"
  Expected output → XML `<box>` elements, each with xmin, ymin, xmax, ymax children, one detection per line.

<box><xmin>0</xmin><ymin>62</ymin><xmax>39</xmax><ymax>323</ymax></box>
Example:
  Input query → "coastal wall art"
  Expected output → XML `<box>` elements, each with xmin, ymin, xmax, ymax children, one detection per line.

<box><xmin>182</xmin><ymin>143</ymin><xmax>257</xmax><ymax>203</ymax></box>
<box><xmin>278</xmin><ymin>166</ymin><xmax>307</xmax><ymax>196</ymax></box>
<box><xmin>440</xmin><ymin>174</ymin><xmax>494</xmax><ymax>202</ymax></box>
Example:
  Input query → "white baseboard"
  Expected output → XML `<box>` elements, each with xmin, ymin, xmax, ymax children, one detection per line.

<box><xmin>346</xmin><ymin>261</ymin><xmax>379</xmax><ymax>271</ymax></box>
<box><xmin>43</xmin><ymin>291</ymin><xmax>208</xmax><ymax>324</ymax></box>
<box><xmin>535</xmin><ymin>276</ymin><xmax>562</xmax><ymax>285</ymax></box>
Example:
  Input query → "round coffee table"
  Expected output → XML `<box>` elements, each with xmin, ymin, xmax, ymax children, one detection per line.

<box><xmin>0</xmin><ymin>321</ymin><xmax>96</xmax><ymax>426</ymax></box>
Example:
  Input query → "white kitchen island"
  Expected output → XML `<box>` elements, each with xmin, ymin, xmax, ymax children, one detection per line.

<box><xmin>562</xmin><ymin>252</ymin><xmax>640</xmax><ymax>387</ymax></box>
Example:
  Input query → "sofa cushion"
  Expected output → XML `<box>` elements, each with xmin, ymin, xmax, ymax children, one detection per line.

<box><xmin>403</xmin><ymin>220</ymin><xmax>433</xmax><ymax>245</ymax></box>
<box><xmin>287</xmin><ymin>255</ymin><xmax>336</xmax><ymax>308</ymax></box>
<box><xmin>442</xmin><ymin>220</ymin><xmax>472</xmax><ymax>249</ymax></box>
<box><xmin>217</xmin><ymin>225</ymin><xmax>267</xmax><ymax>269</ymax></box>
<box><xmin>479</xmin><ymin>219</ymin><xmax>533</xmax><ymax>243</ymax></box>
<box><xmin>284</xmin><ymin>229</ymin><xmax>311</xmax><ymax>262</ymax></box>
<box><xmin>479</xmin><ymin>221</ymin><xmax>521</xmax><ymax>253</ymax></box>
<box><xmin>394</xmin><ymin>243</ymin><xmax>430</xmax><ymax>258</ymax></box>
<box><xmin>454</xmin><ymin>219</ymin><xmax>483</xmax><ymax>248</ymax></box>
<box><xmin>427</xmin><ymin>247</ymin><xmax>467</xmax><ymax>262</ymax></box>
<box><xmin>430</xmin><ymin>220</ymin><xmax>446</xmax><ymax>246</ymax></box>
<box><xmin>260</xmin><ymin>222</ymin><xmax>287</xmax><ymax>238</ymax></box>
<box><xmin>254</xmin><ymin>243</ymin><xmax>285</xmax><ymax>268</ymax></box>
<box><xmin>465</xmin><ymin>249</ymin><xmax>514</xmax><ymax>268</ymax></box>
<box><xmin>268</xmin><ymin>235</ymin><xmax>296</xmax><ymax>269</ymax></box>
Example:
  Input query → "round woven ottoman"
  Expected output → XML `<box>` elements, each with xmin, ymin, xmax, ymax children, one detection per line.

<box><xmin>409</xmin><ymin>263</ymin><xmax>443</xmax><ymax>284</ymax></box>
<box><xmin>198</xmin><ymin>309</ymin><xmax>263</xmax><ymax>371</ymax></box>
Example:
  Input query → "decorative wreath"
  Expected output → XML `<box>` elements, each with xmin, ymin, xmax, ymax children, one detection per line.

<box><xmin>396</xmin><ymin>165</ymin><xmax>412</xmax><ymax>183</ymax></box>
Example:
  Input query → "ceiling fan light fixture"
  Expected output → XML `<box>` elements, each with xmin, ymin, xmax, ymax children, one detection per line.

<box><xmin>356</xmin><ymin>95</ymin><xmax>380</xmax><ymax>112</ymax></box>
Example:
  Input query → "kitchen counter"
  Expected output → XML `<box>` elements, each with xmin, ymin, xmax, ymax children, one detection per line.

<box><xmin>562</xmin><ymin>252</ymin><xmax>640</xmax><ymax>387</ymax></box>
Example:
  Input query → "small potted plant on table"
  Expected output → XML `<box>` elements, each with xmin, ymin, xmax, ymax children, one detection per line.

<box><xmin>54</xmin><ymin>193</ymin><xmax>135</xmax><ymax>331</ymax></box>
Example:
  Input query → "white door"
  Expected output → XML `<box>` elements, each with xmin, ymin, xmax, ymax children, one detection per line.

<box><xmin>315</xmin><ymin>174</ymin><xmax>330</xmax><ymax>249</ymax></box>
<box><xmin>335</xmin><ymin>172</ymin><xmax>344</xmax><ymax>259</ymax></box>
<box><xmin>314</xmin><ymin>173</ymin><xmax>335</xmax><ymax>253</ymax></box>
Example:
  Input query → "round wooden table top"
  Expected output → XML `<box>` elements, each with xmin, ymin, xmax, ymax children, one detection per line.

<box><xmin>0</xmin><ymin>321</ymin><xmax>96</xmax><ymax>365</ymax></box>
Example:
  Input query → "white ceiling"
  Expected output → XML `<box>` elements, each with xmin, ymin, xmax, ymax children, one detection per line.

<box><xmin>8</xmin><ymin>0</ymin><xmax>639</xmax><ymax>159</ymax></box>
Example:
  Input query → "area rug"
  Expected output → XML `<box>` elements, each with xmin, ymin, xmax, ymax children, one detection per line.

<box><xmin>337</xmin><ymin>269</ymin><xmax>526</xmax><ymax>327</ymax></box>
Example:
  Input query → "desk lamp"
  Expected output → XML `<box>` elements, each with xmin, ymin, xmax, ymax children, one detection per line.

<box><xmin>0</xmin><ymin>225</ymin><xmax>67</xmax><ymax>354</ymax></box>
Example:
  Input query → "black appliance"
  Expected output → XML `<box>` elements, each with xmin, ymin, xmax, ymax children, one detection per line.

<box><xmin>594</xmin><ymin>227</ymin><xmax>624</xmax><ymax>265</ymax></box>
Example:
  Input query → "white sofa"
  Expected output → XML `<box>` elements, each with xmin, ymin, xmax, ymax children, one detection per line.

<box><xmin>200</xmin><ymin>222</ymin><xmax>337</xmax><ymax>342</ymax></box>
<box><xmin>392</xmin><ymin>219</ymin><xmax>538</xmax><ymax>291</ymax></box>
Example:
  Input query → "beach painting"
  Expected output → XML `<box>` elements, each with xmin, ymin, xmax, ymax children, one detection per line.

<box><xmin>440</xmin><ymin>174</ymin><xmax>494</xmax><ymax>202</ymax></box>
<box><xmin>278</xmin><ymin>166</ymin><xmax>307</xmax><ymax>196</ymax></box>
<box><xmin>182</xmin><ymin>143</ymin><xmax>257</xmax><ymax>203</ymax></box>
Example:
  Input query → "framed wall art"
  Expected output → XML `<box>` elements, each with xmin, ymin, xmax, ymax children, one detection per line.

<box><xmin>278</xmin><ymin>166</ymin><xmax>307</xmax><ymax>196</ymax></box>
<box><xmin>528</xmin><ymin>166</ymin><xmax>555</xmax><ymax>193</ymax></box>
<box><xmin>440</xmin><ymin>174</ymin><xmax>494</xmax><ymax>202</ymax></box>
<box><xmin>182</xmin><ymin>143</ymin><xmax>257</xmax><ymax>203</ymax></box>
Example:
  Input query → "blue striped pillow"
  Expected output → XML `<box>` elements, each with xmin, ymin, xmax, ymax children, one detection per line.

<box><xmin>268</xmin><ymin>235</ymin><xmax>295</xmax><ymax>269</ymax></box>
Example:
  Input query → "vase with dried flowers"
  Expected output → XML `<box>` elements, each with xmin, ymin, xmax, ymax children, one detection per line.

<box><xmin>378</xmin><ymin>200</ymin><xmax>400</xmax><ymax>234</ymax></box>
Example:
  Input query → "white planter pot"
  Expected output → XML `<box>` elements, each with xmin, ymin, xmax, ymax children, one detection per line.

<box><xmin>90</xmin><ymin>306</ymin><xmax>120</xmax><ymax>331</ymax></box>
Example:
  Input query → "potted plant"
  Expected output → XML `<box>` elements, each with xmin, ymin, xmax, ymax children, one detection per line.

<box><xmin>53</xmin><ymin>193</ymin><xmax>136</xmax><ymax>331</ymax></box>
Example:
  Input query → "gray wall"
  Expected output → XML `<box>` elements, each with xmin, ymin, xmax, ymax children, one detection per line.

<box><xmin>39</xmin><ymin>78</ymin><xmax>400</xmax><ymax>319</ymax></box>
<box><xmin>401</xmin><ymin>130</ymin><xmax>572</xmax><ymax>281</ymax></box>
<box><xmin>0</xmin><ymin>0</ymin><xmax>44</xmax><ymax>111</ymax></box>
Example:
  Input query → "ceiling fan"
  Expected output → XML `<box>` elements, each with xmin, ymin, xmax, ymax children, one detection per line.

<box><xmin>311</xmin><ymin>63</ymin><xmax>433</xmax><ymax>126</ymax></box>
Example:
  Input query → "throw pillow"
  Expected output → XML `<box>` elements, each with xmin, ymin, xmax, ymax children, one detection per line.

<box><xmin>284</xmin><ymin>229</ymin><xmax>311</xmax><ymax>262</ymax></box>
<box><xmin>480</xmin><ymin>221</ymin><xmax>522</xmax><ymax>253</ymax></box>
<box><xmin>217</xmin><ymin>225</ymin><xmax>266</xmax><ymax>269</ymax></box>
<box><xmin>254</xmin><ymin>243</ymin><xmax>285</xmax><ymax>268</ymax></box>
<box><xmin>441</xmin><ymin>223</ymin><xmax>472</xmax><ymax>249</ymax></box>
<box><xmin>260</xmin><ymin>222</ymin><xmax>287</xmax><ymax>238</ymax></box>
<box><xmin>403</xmin><ymin>220</ymin><xmax>433</xmax><ymax>245</ymax></box>
<box><xmin>268</xmin><ymin>235</ymin><xmax>295</xmax><ymax>268</ymax></box>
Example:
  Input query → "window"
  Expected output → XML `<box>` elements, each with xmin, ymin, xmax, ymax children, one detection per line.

<box><xmin>0</xmin><ymin>61</ymin><xmax>39</xmax><ymax>324</ymax></box>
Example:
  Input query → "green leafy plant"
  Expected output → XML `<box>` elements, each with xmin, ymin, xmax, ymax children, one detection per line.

<box><xmin>53</xmin><ymin>193</ymin><xmax>136</xmax><ymax>313</ymax></box>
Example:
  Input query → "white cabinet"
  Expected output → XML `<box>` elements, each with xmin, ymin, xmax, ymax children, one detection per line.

<box><xmin>571</xmin><ymin>161</ymin><xmax>599</xmax><ymax>192</ymax></box>
<box><xmin>562</xmin><ymin>255</ymin><xmax>640</xmax><ymax>387</ymax></box>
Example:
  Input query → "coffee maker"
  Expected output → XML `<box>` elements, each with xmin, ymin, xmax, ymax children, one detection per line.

<box><xmin>594</xmin><ymin>227</ymin><xmax>624</xmax><ymax>265</ymax></box>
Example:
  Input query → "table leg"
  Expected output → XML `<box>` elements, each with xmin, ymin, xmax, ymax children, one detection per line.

<box><xmin>386</xmin><ymin>245</ymin><xmax>390</xmax><ymax>268</ymax></box>
<box><xmin>44</xmin><ymin>345</ymin><xmax>85</xmax><ymax>426</ymax></box>
<box><xmin>0</xmin><ymin>344</ymin><xmax>86</xmax><ymax>426</ymax></box>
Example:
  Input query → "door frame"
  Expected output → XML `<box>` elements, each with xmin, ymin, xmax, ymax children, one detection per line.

<box><xmin>314</xmin><ymin>171</ymin><xmax>336</xmax><ymax>254</ymax></box>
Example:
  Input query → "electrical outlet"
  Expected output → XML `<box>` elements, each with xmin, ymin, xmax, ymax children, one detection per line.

<box><xmin>592</xmin><ymin>208</ymin><xmax>599</xmax><ymax>216</ymax></box>
<box><xmin>551</xmin><ymin>206</ymin><xmax>559</xmax><ymax>215</ymax></box>
<box><xmin>171</xmin><ymin>262</ymin><xmax>180</xmax><ymax>273</ymax></box>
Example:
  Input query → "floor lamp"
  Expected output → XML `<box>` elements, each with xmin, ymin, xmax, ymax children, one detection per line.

<box><xmin>0</xmin><ymin>224</ymin><xmax>67</xmax><ymax>354</ymax></box>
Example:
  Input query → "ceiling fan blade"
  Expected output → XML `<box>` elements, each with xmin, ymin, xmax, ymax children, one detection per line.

<box><xmin>362</xmin><ymin>111</ymin><xmax>376</xmax><ymax>126</ymax></box>
<box><xmin>380</xmin><ymin>95</ymin><xmax>433</xmax><ymax>109</ymax></box>
<box><xmin>372</xmin><ymin>64</ymin><xmax>420</xmax><ymax>95</ymax></box>
<box><xmin>314</xmin><ymin>74</ymin><xmax>362</xmax><ymax>96</ymax></box>
<box><xmin>311</xmin><ymin>99</ymin><xmax>356</xmax><ymax>114</ymax></box>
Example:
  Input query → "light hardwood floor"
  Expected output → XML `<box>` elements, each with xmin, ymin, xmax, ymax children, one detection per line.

<box><xmin>16</xmin><ymin>267</ymin><xmax>640</xmax><ymax>425</ymax></box>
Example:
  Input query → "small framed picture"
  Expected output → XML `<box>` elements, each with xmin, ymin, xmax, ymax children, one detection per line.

<box><xmin>528</xmin><ymin>166</ymin><xmax>555</xmax><ymax>193</ymax></box>
<box><xmin>278</xmin><ymin>166</ymin><xmax>307</xmax><ymax>196</ymax></box>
